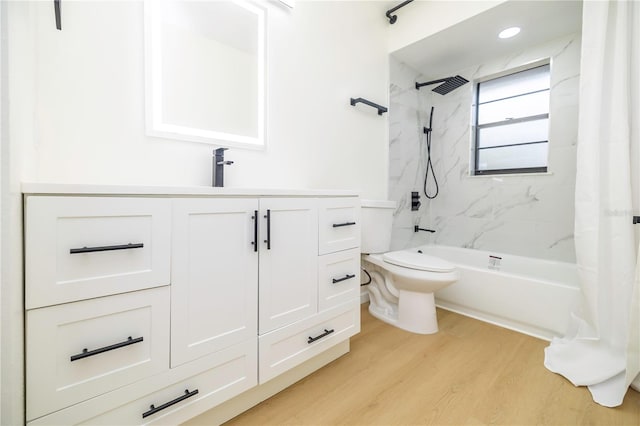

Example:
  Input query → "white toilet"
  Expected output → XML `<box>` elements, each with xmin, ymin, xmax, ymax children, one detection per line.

<box><xmin>361</xmin><ymin>200</ymin><xmax>459</xmax><ymax>334</ymax></box>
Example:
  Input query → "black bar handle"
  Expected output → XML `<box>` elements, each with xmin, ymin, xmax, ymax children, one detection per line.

<box><xmin>332</xmin><ymin>274</ymin><xmax>356</xmax><ymax>284</ymax></box>
<box><xmin>332</xmin><ymin>221</ymin><xmax>356</xmax><ymax>228</ymax></box>
<box><xmin>70</xmin><ymin>242</ymin><xmax>144</xmax><ymax>254</ymax></box>
<box><xmin>307</xmin><ymin>328</ymin><xmax>334</xmax><ymax>344</ymax></box>
<box><xmin>263</xmin><ymin>209</ymin><xmax>271</xmax><ymax>250</ymax></box>
<box><xmin>70</xmin><ymin>336</ymin><xmax>143</xmax><ymax>362</ymax></box>
<box><xmin>252</xmin><ymin>210</ymin><xmax>258</xmax><ymax>252</ymax></box>
<box><xmin>142</xmin><ymin>389</ymin><xmax>199</xmax><ymax>419</ymax></box>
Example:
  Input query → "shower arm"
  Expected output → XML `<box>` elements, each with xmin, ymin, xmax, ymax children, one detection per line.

<box><xmin>415</xmin><ymin>79</ymin><xmax>449</xmax><ymax>90</ymax></box>
<box><xmin>385</xmin><ymin>0</ymin><xmax>414</xmax><ymax>24</ymax></box>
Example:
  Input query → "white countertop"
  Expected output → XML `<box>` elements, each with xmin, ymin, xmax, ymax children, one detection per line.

<box><xmin>21</xmin><ymin>182</ymin><xmax>360</xmax><ymax>197</ymax></box>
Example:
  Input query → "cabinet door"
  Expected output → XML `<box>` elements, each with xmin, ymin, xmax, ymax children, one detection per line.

<box><xmin>259</xmin><ymin>198</ymin><xmax>318</xmax><ymax>334</ymax></box>
<box><xmin>171</xmin><ymin>198</ymin><xmax>258</xmax><ymax>367</ymax></box>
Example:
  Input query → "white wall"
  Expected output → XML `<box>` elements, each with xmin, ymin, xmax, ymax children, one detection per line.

<box><xmin>0</xmin><ymin>2</ymin><xmax>3</xmax><ymax>421</ymax></box>
<box><xmin>2</xmin><ymin>1</ymin><xmax>34</xmax><ymax>423</ymax></box>
<box><xmin>14</xmin><ymin>0</ymin><xmax>389</xmax><ymax>198</ymax></box>
<box><xmin>386</xmin><ymin>0</ymin><xmax>505</xmax><ymax>53</ymax></box>
<box><xmin>389</xmin><ymin>33</ymin><xmax>581</xmax><ymax>262</ymax></box>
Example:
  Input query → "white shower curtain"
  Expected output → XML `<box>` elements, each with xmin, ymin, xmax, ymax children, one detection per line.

<box><xmin>544</xmin><ymin>0</ymin><xmax>640</xmax><ymax>407</ymax></box>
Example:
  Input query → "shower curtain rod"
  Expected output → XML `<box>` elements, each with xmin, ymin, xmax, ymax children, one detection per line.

<box><xmin>54</xmin><ymin>0</ymin><xmax>62</xmax><ymax>30</ymax></box>
<box><xmin>386</xmin><ymin>0</ymin><xmax>414</xmax><ymax>24</ymax></box>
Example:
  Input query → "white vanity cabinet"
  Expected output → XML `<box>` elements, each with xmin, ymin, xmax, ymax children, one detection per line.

<box><xmin>23</xmin><ymin>185</ymin><xmax>360</xmax><ymax>425</ymax></box>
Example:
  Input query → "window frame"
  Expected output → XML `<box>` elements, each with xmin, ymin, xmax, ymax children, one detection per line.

<box><xmin>472</xmin><ymin>60</ymin><xmax>551</xmax><ymax>176</ymax></box>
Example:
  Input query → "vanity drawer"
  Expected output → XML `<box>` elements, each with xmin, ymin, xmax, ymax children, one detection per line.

<box><xmin>318</xmin><ymin>248</ymin><xmax>361</xmax><ymax>312</ymax></box>
<box><xmin>28</xmin><ymin>340</ymin><xmax>257</xmax><ymax>426</ymax></box>
<box><xmin>26</xmin><ymin>287</ymin><xmax>170</xmax><ymax>421</ymax></box>
<box><xmin>259</xmin><ymin>303</ymin><xmax>360</xmax><ymax>384</ymax></box>
<box><xmin>318</xmin><ymin>197</ymin><xmax>360</xmax><ymax>255</ymax></box>
<box><xmin>25</xmin><ymin>196</ymin><xmax>171</xmax><ymax>309</ymax></box>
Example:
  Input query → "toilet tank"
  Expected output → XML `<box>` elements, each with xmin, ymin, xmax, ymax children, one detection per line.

<box><xmin>361</xmin><ymin>199</ymin><xmax>396</xmax><ymax>254</ymax></box>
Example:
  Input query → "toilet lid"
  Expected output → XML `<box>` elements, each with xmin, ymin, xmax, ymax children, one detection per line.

<box><xmin>382</xmin><ymin>250</ymin><xmax>455</xmax><ymax>272</ymax></box>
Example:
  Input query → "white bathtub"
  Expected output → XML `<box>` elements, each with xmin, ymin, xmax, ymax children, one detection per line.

<box><xmin>416</xmin><ymin>245</ymin><xmax>581</xmax><ymax>341</ymax></box>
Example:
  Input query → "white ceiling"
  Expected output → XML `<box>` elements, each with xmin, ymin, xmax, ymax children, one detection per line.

<box><xmin>391</xmin><ymin>0</ymin><xmax>583</xmax><ymax>80</ymax></box>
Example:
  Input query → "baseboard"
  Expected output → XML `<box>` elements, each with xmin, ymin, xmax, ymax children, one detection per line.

<box><xmin>183</xmin><ymin>340</ymin><xmax>350</xmax><ymax>425</ymax></box>
<box><xmin>360</xmin><ymin>289</ymin><xmax>369</xmax><ymax>304</ymax></box>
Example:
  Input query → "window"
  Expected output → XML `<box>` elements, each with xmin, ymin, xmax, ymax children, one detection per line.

<box><xmin>473</xmin><ymin>63</ymin><xmax>550</xmax><ymax>175</ymax></box>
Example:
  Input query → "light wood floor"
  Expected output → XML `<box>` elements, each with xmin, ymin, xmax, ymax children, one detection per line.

<box><xmin>224</xmin><ymin>304</ymin><xmax>640</xmax><ymax>425</ymax></box>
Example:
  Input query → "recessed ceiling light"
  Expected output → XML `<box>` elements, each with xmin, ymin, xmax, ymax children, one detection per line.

<box><xmin>498</xmin><ymin>27</ymin><xmax>521</xmax><ymax>39</ymax></box>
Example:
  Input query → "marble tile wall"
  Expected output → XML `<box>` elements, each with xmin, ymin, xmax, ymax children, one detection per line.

<box><xmin>388</xmin><ymin>33</ymin><xmax>581</xmax><ymax>263</ymax></box>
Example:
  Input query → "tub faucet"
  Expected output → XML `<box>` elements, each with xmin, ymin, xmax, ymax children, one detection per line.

<box><xmin>414</xmin><ymin>225</ymin><xmax>436</xmax><ymax>233</ymax></box>
<box><xmin>212</xmin><ymin>148</ymin><xmax>234</xmax><ymax>187</ymax></box>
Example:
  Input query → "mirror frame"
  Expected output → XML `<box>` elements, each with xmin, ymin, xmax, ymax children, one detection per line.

<box><xmin>144</xmin><ymin>0</ymin><xmax>266</xmax><ymax>149</ymax></box>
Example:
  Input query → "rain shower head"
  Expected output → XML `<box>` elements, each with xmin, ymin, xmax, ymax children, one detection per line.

<box><xmin>415</xmin><ymin>75</ymin><xmax>469</xmax><ymax>95</ymax></box>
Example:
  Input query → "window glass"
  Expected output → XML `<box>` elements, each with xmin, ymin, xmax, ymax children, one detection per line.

<box><xmin>477</xmin><ymin>91</ymin><xmax>549</xmax><ymax>124</ymax></box>
<box><xmin>478</xmin><ymin>64</ymin><xmax>550</xmax><ymax>103</ymax></box>
<box><xmin>474</xmin><ymin>62</ymin><xmax>551</xmax><ymax>175</ymax></box>
<box><xmin>477</xmin><ymin>143</ymin><xmax>548</xmax><ymax>171</ymax></box>
<box><xmin>478</xmin><ymin>119</ymin><xmax>548</xmax><ymax>148</ymax></box>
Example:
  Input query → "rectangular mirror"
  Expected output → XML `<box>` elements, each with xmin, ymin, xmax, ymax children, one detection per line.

<box><xmin>144</xmin><ymin>0</ymin><xmax>266</xmax><ymax>149</ymax></box>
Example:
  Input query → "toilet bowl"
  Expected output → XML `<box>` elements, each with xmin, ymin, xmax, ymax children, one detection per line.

<box><xmin>361</xmin><ymin>200</ymin><xmax>459</xmax><ymax>334</ymax></box>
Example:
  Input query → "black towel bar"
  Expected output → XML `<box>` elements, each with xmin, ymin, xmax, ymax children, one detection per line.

<box><xmin>350</xmin><ymin>98</ymin><xmax>388</xmax><ymax>116</ymax></box>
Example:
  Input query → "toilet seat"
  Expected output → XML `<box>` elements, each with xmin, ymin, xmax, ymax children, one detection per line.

<box><xmin>382</xmin><ymin>250</ymin><xmax>455</xmax><ymax>272</ymax></box>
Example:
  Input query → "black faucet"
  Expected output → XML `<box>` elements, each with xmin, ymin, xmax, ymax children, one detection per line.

<box><xmin>414</xmin><ymin>225</ymin><xmax>436</xmax><ymax>233</ymax></box>
<box><xmin>212</xmin><ymin>148</ymin><xmax>234</xmax><ymax>187</ymax></box>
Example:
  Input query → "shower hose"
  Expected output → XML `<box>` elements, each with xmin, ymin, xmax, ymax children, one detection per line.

<box><xmin>424</xmin><ymin>106</ymin><xmax>439</xmax><ymax>199</ymax></box>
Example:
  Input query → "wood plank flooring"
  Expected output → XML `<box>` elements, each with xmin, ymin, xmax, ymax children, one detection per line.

<box><xmin>222</xmin><ymin>304</ymin><xmax>640</xmax><ymax>425</ymax></box>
